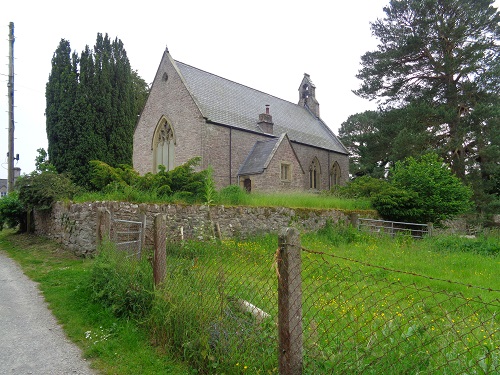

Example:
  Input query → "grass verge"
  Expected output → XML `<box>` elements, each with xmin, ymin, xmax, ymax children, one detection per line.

<box><xmin>0</xmin><ymin>230</ymin><xmax>190</xmax><ymax>375</ymax></box>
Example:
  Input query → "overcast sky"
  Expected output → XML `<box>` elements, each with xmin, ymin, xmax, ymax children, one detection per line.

<box><xmin>2</xmin><ymin>0</ymin><xmax>497</xmax><ymax>177</ymax></box>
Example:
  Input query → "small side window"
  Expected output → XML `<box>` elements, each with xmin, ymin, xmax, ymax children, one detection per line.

<box><xmin>281</xmin><ymin>163</ymin><xmax>291</xmax><ymax>181</ymax></box>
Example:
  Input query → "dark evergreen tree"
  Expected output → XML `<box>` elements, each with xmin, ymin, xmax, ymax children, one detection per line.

<box><xmin>338</xmin><ymin>111</ymin><xmax>390</xmax><ymax>178</ymax></box>
<box><xmin>45</xmin><ymin>34</ymin><xmax>149</xmax><ymax>187</ymax></box>
<box><xmin>349</xmin><ymin>0</ymin><xmax>500</xmax><ymax>214</ymax></box>
<box><xmin>131</xmin><ymin>69</ymin><xmax>149</xmax><ymax>118</ymax></box>
<box><xmin>46</xmin><ymin>40</ymin><xmax>79</xmax><ymax>176</ymax></box>
<box><xmin>355</xmin><ymin>0</ymin><xmax>500</xmax><ymax>175</ymax></box>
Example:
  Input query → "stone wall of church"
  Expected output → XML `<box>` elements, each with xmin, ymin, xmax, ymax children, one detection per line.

<box><xmin>203</xmin><ymin>125</ymin><xmax>273</xmax><ymax>189</ymax></box>
<box><xmin>202</xmin><ymin>123</ymin><xmax>232</xmax><ymax>188</ymax></box>
<box><xmin>291</xmin><ymin>142</ymin><xmax>349</xmax><ymax>190</ymax></box>
<box><xmin>242</xmin><ymin>137</ymin><xmax>304</xmax><ymax>192</ymax></box>
<box><xmin>133</xmin><ymin>52</ymin><xmax>205</xmax><ymax>175</ymax></box>
<box><xmin>33</xmin><ymin>201</ymin><xmax>366</xmax><ymax>256</ymax></box>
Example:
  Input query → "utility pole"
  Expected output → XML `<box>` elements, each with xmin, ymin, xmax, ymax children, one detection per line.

<box><xmin>7</xmin><ymin>22</ymin><xmax>15</xmax><ymax>193</ymax></box>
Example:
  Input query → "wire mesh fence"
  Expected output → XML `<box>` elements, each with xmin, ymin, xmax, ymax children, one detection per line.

<box><xmin>99</xmin><ymin>216</ymin><xmax>499</xmax><ymax>374</ymax></box>
<box><xmin>300</xmin><ymin>247</ymin><xmax>500</xmax><ymax>374</ymax></box>
<box><xmin>150</xmin><ymin>216</ymin><xmax>279</xmax><ymax>373</ymax></box>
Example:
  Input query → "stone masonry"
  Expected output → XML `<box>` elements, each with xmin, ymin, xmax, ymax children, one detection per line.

<box><xmin>33</xmin><ymin>201</ymin><xmax>371</xmax><ymax>256</ymax></box>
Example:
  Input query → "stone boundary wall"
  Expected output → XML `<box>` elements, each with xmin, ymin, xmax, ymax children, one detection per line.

<box><xmin>33</xmin><ymin>201</ymin><xmax>372</xmax><ymax>256</ymax></box>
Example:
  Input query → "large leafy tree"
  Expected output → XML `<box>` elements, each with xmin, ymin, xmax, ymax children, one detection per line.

<box><xmin>46</xmin><ymin>34</ymin><xmax>149</xmax><ymax>187</ymax></box>
<box><xmin>351</xmin><ymin>0</ymin><xmax>500</xmax><ymax>213</ymax></box>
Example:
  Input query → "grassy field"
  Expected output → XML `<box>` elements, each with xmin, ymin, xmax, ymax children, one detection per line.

<box><xmin>1</xmin><ymin>226</ymin><xmax>498</xmax><ymax>374</ymax></box>
<box><xmin>299</xmin><ymin>226</ymin><xmax>500</xmax><ymax>373</ymax></box>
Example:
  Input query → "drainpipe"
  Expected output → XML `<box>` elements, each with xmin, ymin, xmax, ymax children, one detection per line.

<box><xmin>328</xmin><ymin>153</ymin><xmax>331</xmax><ymax>190</ymax></box>
<box><xmin>229</xmin><ymin>128</ymin><xmax>232</xmax><ymax>185</ymax></box>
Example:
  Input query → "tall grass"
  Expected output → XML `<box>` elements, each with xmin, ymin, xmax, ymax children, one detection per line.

<box><xmin>146</xmin><ymin>239</ymin><xmax>279</xmax><ymax>373</ymax></box>
<box><xmin>74</xmin><ymin>188</ymin><xmax>191</xmax><ymax>204</ymax></box>
<box><xmin>73</xmin><ymin>185</ymin><xmax>372</xmax><ymax>211</ymax></box>
<box><xmin>213</xmin><ymin>186</ymin><xmax>372</xmax><ymax>210</ymax></box>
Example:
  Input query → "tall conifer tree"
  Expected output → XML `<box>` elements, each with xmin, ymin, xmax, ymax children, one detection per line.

<box><xmin>46</xmin><ymin>40</ymin><xmax>79</xmax><ymax>176</ymax></box>
<box><xmin>350</xmin><ymin>0</ymin><xmax>500</xmax><ymax>213</ymax></box>
<box><xmin>45</xmin><ymin>34</ymin><xmax>147</xmax><ymax>187</ymax></box>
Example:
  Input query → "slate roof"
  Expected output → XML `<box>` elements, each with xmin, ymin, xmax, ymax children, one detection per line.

<box><xmin>238</xmin><ymin>137</ymin><xmax>281</xmax><ymax>175</ymax></box>
<box><xmin>175</xmin><ymin>61</ymin><xmax>348</xmax><ymax>154</ymax></box>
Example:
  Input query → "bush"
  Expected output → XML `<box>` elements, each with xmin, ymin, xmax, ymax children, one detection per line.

<box><xmin>371</xmin><ymin>153</ymin><xmax>473</xmax><ymax>224</ymax></box>
<box><xmin>0</xmin><ymin>192</ymin><xmax>26</xmax><ymax>230</ymax></box>
<box><xmin>371</xmin><ymin>185</ymin><xmax>422</xmax><ymax>223</ymax></box>
<box><xmin>89</xmin><ymin>157</ymin><xmax>208</xmax><ymax>203</ymax></box>
<box><xmin>16</xmin><ymin>171</ymin><xmax>82</xmax><ymax>211</ymax></box>
<box><xmin>89</xmin><ymin>160</ymin><xmax>140</xmax><ymax>191</ymax></box>
<box><xmin>338</xmin><ymin>175</ymin><xmax>391</xmax><ymax>199</ymax></box>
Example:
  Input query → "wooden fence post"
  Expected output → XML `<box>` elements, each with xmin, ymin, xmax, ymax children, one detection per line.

<box><xmin>96</xmin><ymin>207</ymin><xmax>111</xmax><ymax>249</ymax></box>
<box><xmin>153</xmin><ymin>214</ymin><xmax>167</xmax><ymax>287</ymax></box>
<box><xmin>278</xmin><ymin>227</ymin><xmax>303</xmax><ymax>375</ymax></box>
<box><xmin>349</xmin><ymin>212</ymin><xmax>359</xmax><ymax>228</ymax></box>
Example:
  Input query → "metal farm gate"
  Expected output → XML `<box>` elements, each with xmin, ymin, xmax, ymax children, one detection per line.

<box><xmin>112</xmin><ymin>217</ymin><xmax>145</xmax><ymax>258</ymax></box>
<box><xmin>358</xmin><ymin>218</ymin><xmax>432</xmax><ymax>239</ymax></box>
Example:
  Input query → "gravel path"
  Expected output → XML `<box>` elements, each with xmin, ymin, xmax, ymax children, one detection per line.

<box><xmin>0</xmin><ymin>251</ymin><xmax>95</xmax><ymax>375</ymax></box>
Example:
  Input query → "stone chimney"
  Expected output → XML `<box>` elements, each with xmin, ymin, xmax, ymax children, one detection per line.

<box><xmin>258</xmin><ymin>104</ymin><xmax>274</xmax><ymax>134</ymax></box>
<box><xmin>298</xmin><ymin>73</ymin><xmax>320</xmax><ymax>118</ymax></box>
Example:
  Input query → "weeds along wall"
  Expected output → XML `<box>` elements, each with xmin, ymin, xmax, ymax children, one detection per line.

<box><xmin>33</xmin><ymin>201</ymin><xmax>371</xmax><ymax>256</ymax></box>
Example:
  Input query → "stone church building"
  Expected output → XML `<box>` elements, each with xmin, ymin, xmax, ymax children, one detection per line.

<box><xmin>133</xmin><ymin>47</ymin><xmax>349</xmax><ymax>192</ymax></box>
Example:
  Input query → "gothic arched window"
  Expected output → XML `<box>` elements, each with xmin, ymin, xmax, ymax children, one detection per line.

<box><xmin>153</xmin><ymin>117</ymin><xmax>175</xmax><ymax>172</ymax></box>
<box><xmin>309</xmin><ymin>157</ymin><xmax>321</xmax><ymax>190</ymax></box>
<box><xmin>331</xmin><ymin>161</ymin><xmax>341</xmax><ymax>187</ymax></box>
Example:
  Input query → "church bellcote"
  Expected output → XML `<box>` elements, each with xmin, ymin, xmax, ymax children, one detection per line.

<box><xmin>298</xmin><ymin>73</ymin><xmax>320</xmax><ymax>118</ymax></box>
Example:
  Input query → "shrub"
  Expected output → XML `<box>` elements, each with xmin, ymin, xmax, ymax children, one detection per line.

<box><xmin>338</xmin><ymin>175</ymin><xmax>391</xmax><ymax>199</ymax></box>
<box><xmin>89</xmin><ymin>160</ymin><xmax>140</xmax><ymax>191</ymax></box>
<box><xmin>372</xmin><ymin>153</ymin><xmax>473</xmax><ymax>224</ymax></box>
<box><xmin>89</xmin><ymin>157</ymin><xmax>207</xmax><ymax>203</ymax></box>
<box><xmin>0</xmin><ymin>192</ymin><xmax>26</xmax><ymax>230</ymax></box>
<box><xmin>371</xmin><ymin>185</ymin><xmax>422</xmax><ymax>223</ymax></box>
<box><xmin>16</xmin><ymin>171</ymin><xmax>82</xmax><ymax>211</ymax></box>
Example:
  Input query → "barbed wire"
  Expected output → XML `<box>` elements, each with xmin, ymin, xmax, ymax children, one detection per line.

<box><xmin>301</xmin><ymin>246</ymin><xmax>500</xmax><ymax>294</ymax></box>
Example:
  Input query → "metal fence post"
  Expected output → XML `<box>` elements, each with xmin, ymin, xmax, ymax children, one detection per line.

<box><xmin>278</xmin><ymin>227</ymin><xmax>303</xmax><ymax>375</ymax></box>
<box><xmin>153</xmin><ymin>214</ymin><xmax>167</xmax><ymax>287</ymax></box>
<box><xmin>140</xmin><ymin>213</ymin><xmax>147</xmax><ymax>258</ymax></box>
<box><xmin>427</xmin><ymin>222</ymin><xmax>433</xmax><ymax>237</ymax></box>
